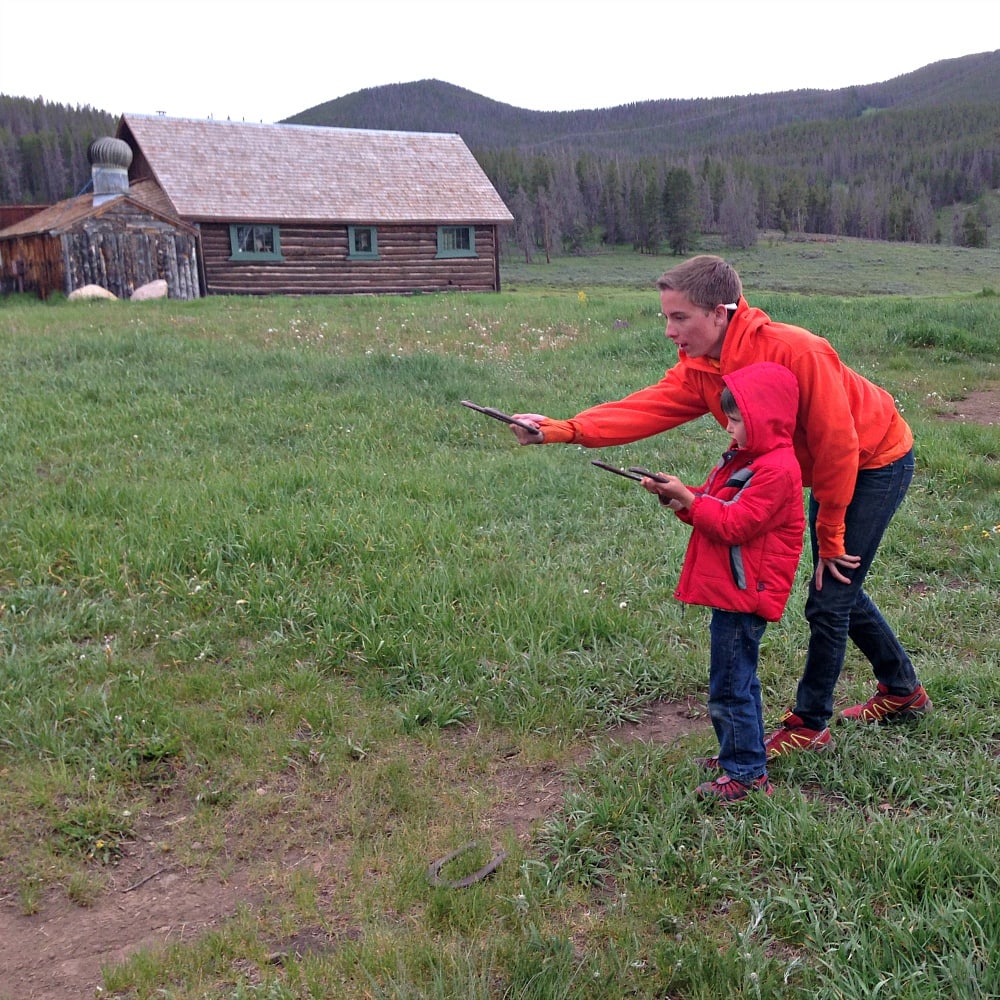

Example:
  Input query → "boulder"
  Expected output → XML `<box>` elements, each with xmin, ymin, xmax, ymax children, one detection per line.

<box><xmin>131</xmin><ymin>279</ymin><xmax>169</xmax><ymax>301</ymax></box>
<box><xmin>68</xmin><ymin>284</ymin><xmax>117</xmax><ymax>300</ymax></box>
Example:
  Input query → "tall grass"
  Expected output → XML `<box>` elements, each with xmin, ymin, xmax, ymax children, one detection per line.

<box><xmin>1</xmin><ymin>248</ymin><xmax>998</xmax><ymax>998</ymax></box>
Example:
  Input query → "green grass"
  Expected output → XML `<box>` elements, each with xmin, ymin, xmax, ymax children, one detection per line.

<box><xmin>1</xmin><ymin>240</ymin><xmax>998</xmax><ymax>998</ymax></box>
<box><xmin>502</xmin><ymin>234</ymin><xmax>1000</xmax><ymax>297</ymax></box>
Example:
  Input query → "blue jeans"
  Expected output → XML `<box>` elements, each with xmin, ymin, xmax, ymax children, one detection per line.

<box><xmin>709</xmin><ymin>609</ymin><xmax>768</xmax><ymax>783</ymax></box>
<box><xmin>794</xmin><ymin>449</ymin><xmax>918</xmax><ymax>730</ymax></box>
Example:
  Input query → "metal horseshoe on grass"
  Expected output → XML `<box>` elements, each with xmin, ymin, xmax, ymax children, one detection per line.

<box><xmin>426</xmin><ymin>841</ymin><xmax>507</xmax><ymax>888</ymax></box>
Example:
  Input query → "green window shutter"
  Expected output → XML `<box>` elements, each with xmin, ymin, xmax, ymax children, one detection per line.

<box><xmin>436</xmin><ymin>225</ymin><xmax>476</xmax><ymax>258</ymax></box>
<box><xmin>229</xmin><ymin>224</ymin><xmax>284</xmax><ymax>261</ymax></box>
<box><xmin>348</xmin><ymin>226</ymin><xmax>379</xmax><ymax>259</ymax></box>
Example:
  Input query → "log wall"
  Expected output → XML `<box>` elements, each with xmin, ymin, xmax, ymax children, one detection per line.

<box><xmin>64</xmin><ymin>217</ymin><xmax>200</xmax><ymax>300</ymax></box>
<box><xmin>198</xmin><ymin>223</ymin><xmax>502</xmax><ymax>295</ymax></box>
<box><xmin>0</xmin><ymin>215</ymin><xmax>200</xmax><ymax>300</ymax></box>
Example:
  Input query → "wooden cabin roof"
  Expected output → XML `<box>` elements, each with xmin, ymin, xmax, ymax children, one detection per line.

<box><xmin>117</xmin><ymin>115</ymin><xmax>514</xmax><ymax>226</ymax></box>
<box><xmin>0</xmin><ymin>181</ymin><xmax>195</xmax><ymax>238</ymax></box>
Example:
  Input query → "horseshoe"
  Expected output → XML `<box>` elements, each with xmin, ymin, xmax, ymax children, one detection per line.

<box><xmin>426</xmin><ymin>842</ymin><xmax>507</xmax><ymax>888</ymax></box>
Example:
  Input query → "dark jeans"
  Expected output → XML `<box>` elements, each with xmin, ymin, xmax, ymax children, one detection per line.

<box><xmin>709</xmin><ymin>609</ymin><xmax>768</xmax><ymax>783</ymax></box>
<box><xmin>795</xmin><ymin>449</ymin><xmax>918</xmax><ymax>730</ymax></box>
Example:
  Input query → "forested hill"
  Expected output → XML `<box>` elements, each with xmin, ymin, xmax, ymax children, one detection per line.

<box><xmin>1</xmin><ymin>49</ymin><xmax>998</xmax><ymax>251</ymax></box>
<box><xmin>283</xmin><ymin>50</ymin><xmax>1000</xmax><ymax>156</ymax></box>
<box><xmin>283</xmin><ymin>50</ymin><xmax>999</xmax><ymax>250</ymax></box>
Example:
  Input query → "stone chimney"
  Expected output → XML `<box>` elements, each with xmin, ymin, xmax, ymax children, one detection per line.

<box><xmin>88</xmin><ymin>137</ymin><xmax>133</xmax><ymax>206</ymax></box>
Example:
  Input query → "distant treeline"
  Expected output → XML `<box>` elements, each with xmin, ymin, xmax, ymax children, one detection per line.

<box><xmin>476</xmin><ymin>105</ymin><xmax>997</xmax><ymax>259</ymax></box>
<box><xmin>3</xmin><ymin>54</ymin><xmax>998</xmax><ymax>255</ymax></box>
<box><xmin>0</xmin><ymin>95</ymin><xmax>117</xmax><ymax>204</ymax></box>
<box><xmin>287</xmin><ymin>59</ymin><xmax>1000</xmax><ymax>255</ymax></box>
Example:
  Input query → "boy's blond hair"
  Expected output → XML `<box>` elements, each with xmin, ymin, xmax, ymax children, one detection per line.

<box><xmin>656</xmin><ymin>255</ymin><xmax>742</xmax><ymax>311</ymax></box>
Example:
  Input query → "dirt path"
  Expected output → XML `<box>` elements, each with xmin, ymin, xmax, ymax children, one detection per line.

<box><xmin>0</xmin><ymin>701</ymin><xmax>709</xmax><ymax>1000</ymax></box>
<box><xmin>0</xmin><ymin>800</ymin><xmax>254</xmax><ymax>1000</ymax></box>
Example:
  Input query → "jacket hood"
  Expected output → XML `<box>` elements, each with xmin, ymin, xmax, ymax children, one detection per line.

<box><xmin>723</xmin><ymin>361</ymin><xmax>798</xmax><ymax>454</ymax></box>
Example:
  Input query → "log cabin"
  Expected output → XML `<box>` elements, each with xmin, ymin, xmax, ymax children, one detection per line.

<box><xmin>115</xmin><ymin>114</ymin><xmax>514</xmax><ymax>296</ymax></box>
<box><xmin>0</xmin><ymin>136</ymin><xmax>200</xmax><ymax>300</ymax></box>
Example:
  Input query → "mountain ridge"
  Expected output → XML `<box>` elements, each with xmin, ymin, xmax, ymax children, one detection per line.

<box><xmin>281</xmin><ymin>49</ymin><xmax>1000</xmax><ymax>155</ymax></box>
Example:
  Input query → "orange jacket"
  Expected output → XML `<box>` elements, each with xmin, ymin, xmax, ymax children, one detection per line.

<box><xmin>539</xmin><ymin>298</ymin><xmax>913</xmax><ymax>559</ymax></box>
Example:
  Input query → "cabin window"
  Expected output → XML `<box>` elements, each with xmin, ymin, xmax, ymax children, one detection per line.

<box><xmin>348</xmin><ymin>226</ymin><xmax>379</xmax><ymax>259</ymax></box>
<box><xmin>436</xmin><ymin>225</ymin><xmax>476</xmax><ymax>258</ymax></box>
<box><xmin>229</xmin><ymin>224</ymin><xmax>283</xmax><ymax>260</ymax></box>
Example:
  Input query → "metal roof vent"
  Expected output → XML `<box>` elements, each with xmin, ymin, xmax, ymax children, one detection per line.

<box><xmin>88</xmin><ymin>137</ymin><xmax>133</xmax><ymax>206</ymax></box>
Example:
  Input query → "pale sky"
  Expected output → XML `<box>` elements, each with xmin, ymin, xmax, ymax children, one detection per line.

<box><xmin>1</xmin><ymin>0</ymin><xmax>998</xmax><ymax>122</ymax></box>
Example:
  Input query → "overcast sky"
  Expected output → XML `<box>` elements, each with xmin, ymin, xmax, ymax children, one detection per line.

<box><xmin>2</xmin><ymin>0</ymin><xmax>998</xmax><ymax>122</ymax></box>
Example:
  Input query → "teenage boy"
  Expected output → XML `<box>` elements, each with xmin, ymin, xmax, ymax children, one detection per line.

<box><xmin>511</xmin><ymin>255</ymin><xmax>930</xmax><ymax>754</ymax></box>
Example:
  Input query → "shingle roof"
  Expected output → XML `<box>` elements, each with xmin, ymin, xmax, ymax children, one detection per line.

<box><xmin>0</xmin><ymin>182</ymin><xmax>194</xmax><ymax>238</ymax></box>
<box><xmin>118</xmin><ymin>115</ymin><xmax>513</xmax><ymax>225</ymax></box>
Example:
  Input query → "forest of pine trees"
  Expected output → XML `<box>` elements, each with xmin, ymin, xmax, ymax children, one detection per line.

<box><xmin>0</xmin><ymin>96</ymin><xmax>117</xmax><ymax>204</ymax></box>
<box><xmin>475</xmin><ymin>101</ymin><xmax>999</xmax><ymax>258</ymax></box>
<box><xmin>1</xmin><ymin>90</ymin><xmax>995</xmax><ymax>255</ymax></box>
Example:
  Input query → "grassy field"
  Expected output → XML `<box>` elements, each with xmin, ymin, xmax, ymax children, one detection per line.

<box><xmin>0</xmin><ymin>239</ymin><xmax>998</xmax><ymax>998</ymax></box>
<box><xmin>502</xmin><ymin>234</ymin><xmax>1000</xmax><ymax>296</ymax></box>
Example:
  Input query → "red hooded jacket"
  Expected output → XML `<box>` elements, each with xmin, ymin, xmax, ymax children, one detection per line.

<box><xmin>538</xmin><ymin>299</ymin><xmax>912</xmax><ymax>560</ymax></box>
<box><xmin>671</xmin><ymin>363</ymin><xmax>804</xmax><ymax>621</ymax></box>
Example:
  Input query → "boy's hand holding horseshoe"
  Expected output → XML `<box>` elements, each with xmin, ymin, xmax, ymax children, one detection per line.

<box><xmin>639</xmin><ymin>473</ymin><xmax>695</xmax><ymax>511</ymax></box>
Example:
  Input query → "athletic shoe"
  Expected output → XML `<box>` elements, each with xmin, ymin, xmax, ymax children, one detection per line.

<box><xmin>838</xmin><ymin>683</ymin><xmax>932</xmax><ymax>724</ymax></box>
<box><xmin>696</xmin><ymin>773</ymin><xmax>772</xmax><ymax>801</ymax></box>
<box><xmin>763</xmin><ymin>711</ymin><xmax>832</xmax><ymax>759</ymax></box>
<box><xmin>694</xmin><ymin>754</ymin><xmax>721</xmax><ymax>771</ymax></box>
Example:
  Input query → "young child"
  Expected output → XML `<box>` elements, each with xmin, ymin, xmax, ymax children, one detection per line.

<box><xmin>640</xmin><ymin>361</ymin><xmax>804</xmax><ymax>801</ymax></box>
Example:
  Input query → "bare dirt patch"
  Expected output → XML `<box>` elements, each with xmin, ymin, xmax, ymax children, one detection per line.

<box><xmin>0</xmin><ymin>699</ymin><xmax>709</xmax><ymax>1000</ymax></box>
<box><xmin>934</xmin><ymin>386</ymin><xmax>999</xmax><ymax>426</ymax></box>
<box><xmin>0</xmin><ymin>802</ymin><xmax>255</xmax><ymax>1000</ymax></box>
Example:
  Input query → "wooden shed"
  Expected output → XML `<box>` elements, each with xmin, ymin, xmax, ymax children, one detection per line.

<box><xmin>115</xmin><ymin>114</ymin><xmax>514</xmax><ymax>296</ymax></box>
<box><xmin>0</xmin><ymin>138</ymin><xmax>200</xmax><ymax>300</ymax></box>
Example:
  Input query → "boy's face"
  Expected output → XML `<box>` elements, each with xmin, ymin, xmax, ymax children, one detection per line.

<box><xmin>659</xmin><ymin>290</ymin><xmax>729</xmax><ymax>359</ymax></box>
<box><xmin>725</xmin><ymin>409</ymin><xmax>748</xmax><ymax>449</ymax></box>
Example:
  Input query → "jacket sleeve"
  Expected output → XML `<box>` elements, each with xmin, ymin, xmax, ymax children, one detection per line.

<box><xmin>541</xmin><ymin>363</ymin><xmax>713</xmax><ymax>447</ymax></box>
<box><xmin>668</xmin><ymin>483</ymin><xmax>704</xmax><ymax>525</ymax></box>
<box><xmin>787</xmin><ymin>348</ymin><xmax>859</xmax><ymax>558</ymax></box>
<box><xmin>689</xmin><ymin>463</ymin><xmax>801</xmax><ymax>545</ymax></box>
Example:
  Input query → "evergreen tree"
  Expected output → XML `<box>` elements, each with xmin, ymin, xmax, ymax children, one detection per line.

<box><xmin>0</xmin><ymin>127</ymin><xmax>23</xmax><ymax>202</ymax></box>
<box><xmin>958</xmin><ymin>208</ymin><xmax>987</xmax><ymax>247</ymax></box>
<box><xmin>719</xmin><ymin>174</ymin><xmax>757</xmax><ymax>249</ymax></box>
<box><xmin>663</xmin><ymin>166</ymin><xmax>697</xmax><ymax>255</ymax></box>
<box><xmin>777</xmin><ymin>172</ymin><xmax>808</xmax><ymax>235</ymax></box>
<box><xmin>599</xmin><ymin>159</ymin><xmax>626</xmax><ymax>245</ymax></box>
<box><xmin>628</xmin><ymin>159</ymin><xmax>663</xmax><ymax>254</ymax></box>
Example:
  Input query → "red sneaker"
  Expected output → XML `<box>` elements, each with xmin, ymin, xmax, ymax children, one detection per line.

<box><xmin>838</xmin><ymin>683</ymin><xmax>932</xmax><ymax>724</ymax></box>
<box><xmin>696</xmin><ymin>773</ymin><xmax>772</xmax><ymax>801</ymax></box>
<box><xmin>764</xmin><ymin>711</ymin><xmax>832</xmax><ymax>759</ymax></box>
